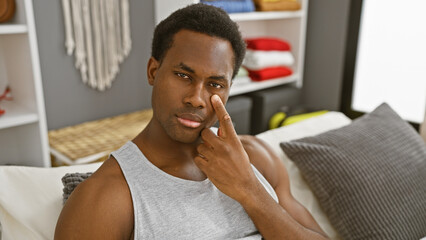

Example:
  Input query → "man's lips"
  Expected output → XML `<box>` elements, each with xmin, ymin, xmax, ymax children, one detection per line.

<box><xmin>176</xmin><ymin>113</ymin><xmax>204</xmax><ymax>128</ymax></box>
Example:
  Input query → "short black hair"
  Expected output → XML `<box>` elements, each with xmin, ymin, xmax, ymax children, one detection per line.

<box><xmin>151</xmin><ymin>3</ymin><xmax>246</xmax><ymax>80</ymax></box>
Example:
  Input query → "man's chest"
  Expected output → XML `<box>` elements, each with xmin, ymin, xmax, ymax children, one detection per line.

<box><xmin>132</xmin><ymin>183</ymin><xmax>261</xmax><ymax>239</ymax></box>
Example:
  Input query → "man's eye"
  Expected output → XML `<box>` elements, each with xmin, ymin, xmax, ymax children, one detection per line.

<box><xmin>176</xmin><ymin>72</ymin><xmax>189</xmax><ymax>79</ymax></box>
<box><xmin>210</xmin><ymin>82</ymin><xmax>223</xmax><ymax>89</ymax></box>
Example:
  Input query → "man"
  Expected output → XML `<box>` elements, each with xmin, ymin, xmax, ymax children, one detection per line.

<box><xmin>55</xmin><ymin>3</ymin><xmax>328</xmax><ymax>239</ymax></box>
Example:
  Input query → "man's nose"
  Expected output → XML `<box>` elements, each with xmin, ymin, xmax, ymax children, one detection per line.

<box><xmin>183</xmin><ymin>82</ymin><xmax>207</xmax><ymax>109</ymax></box>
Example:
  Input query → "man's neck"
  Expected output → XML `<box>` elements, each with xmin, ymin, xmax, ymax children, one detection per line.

<box><xmin>133</xmin><ymin>119</ymin><xmax>202</xmax><ymax>172</ymax></box>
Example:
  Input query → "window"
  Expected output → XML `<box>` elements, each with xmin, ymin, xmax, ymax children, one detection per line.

<box><xmin>343</xmin><ymin>0</ymin><xmax>426</xmax><ymax>124</ymax></box>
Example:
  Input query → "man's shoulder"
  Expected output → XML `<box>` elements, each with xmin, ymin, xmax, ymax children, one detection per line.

<box><xmin>79</xmin><ymin>156</ymin><xmax>130</xmax><ymax>202</ymax></box>
<box><xmin>55</xmin><ymin>157</ymin><xmax>134</xmax><ymax>239</ymax></box>
<box><xmin>239</xmin><ymin>135</ymin><xmax>281</xmax><ymax>188</ymax></box>
<box><xmin>239</xmin><ymin>135</ymin><xmax>275</xmax><ymax>168</ymax></box>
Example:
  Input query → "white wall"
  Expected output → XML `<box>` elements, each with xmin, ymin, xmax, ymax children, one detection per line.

<box><xmin>33</xmin><ymin>1</ymin><xmax>155</xmax><ymax>130</ymax></box>
<box><xmin>352</xmin><ymin>0</ymin><xmax>426</xmax><ymax>123</ymax></box>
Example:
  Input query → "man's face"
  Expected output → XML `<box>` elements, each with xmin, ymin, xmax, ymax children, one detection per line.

<box><xmin>147</xmin><ymin>30</ymin><xmax>234</xmax><ymax>143</ymax></box>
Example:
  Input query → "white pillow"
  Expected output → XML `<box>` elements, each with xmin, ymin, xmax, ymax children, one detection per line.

<box><xmin>0</xmin><ymin>162</ymin><xmax>102</xmax><ymax>240</ymax></box>
<box><xmin>256</xmin><ymin>111</ymin><xmax>351</xmax><ymax>239</ymax></box>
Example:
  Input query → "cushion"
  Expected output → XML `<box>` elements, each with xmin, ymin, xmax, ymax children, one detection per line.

<box><xmin>256</xmin><ymin>111</ymin><xmax>351</xmax><ymax>239</ymax></box>
<box><xmin>280</xmin><ymin>103</ymin><xmax>426</xmax><ymax>240</ymax></box>
<box><xmin>0</xmin><ymin>163</ymin><xmax>102</xmax><ymax>240</ymax></box>
<box><xmin>61</xmin><ymin>172</ymin><xmax>93</xmax><ymax>204</ymax></box>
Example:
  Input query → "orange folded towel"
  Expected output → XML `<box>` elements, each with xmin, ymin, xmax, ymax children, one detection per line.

<box><xmin>254</xmin><ymin>0</ymin><xmax>301</xmax><ymax>11</ymax></box>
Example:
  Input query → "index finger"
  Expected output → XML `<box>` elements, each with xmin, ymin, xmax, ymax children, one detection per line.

<box><xmin>211</xmin><ymin>95</ymin><xmax>237</xmax><ymax>139</ymax></box>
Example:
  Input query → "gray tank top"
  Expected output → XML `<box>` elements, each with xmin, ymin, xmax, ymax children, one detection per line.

<box><xmin>112</xmin><ymin>141</ymin><xmax>278</xmax><ymax>240</ymax></box>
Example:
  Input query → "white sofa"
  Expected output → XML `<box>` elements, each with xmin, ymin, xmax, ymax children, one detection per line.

<box><xmin>0</xmin><ymin>112</ymin><xmax>352</xmax><ymax>240</ymax></box>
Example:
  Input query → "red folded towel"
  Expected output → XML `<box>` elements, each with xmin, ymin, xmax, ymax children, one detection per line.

<box><xmin>245</xmin><ymin>38</ymin><xmax>291</xmax><ymax>51</ymax></box>
<box><xmin>0</xmin><ymin>108</ymin><xmax>5</xmax><ymax>116</ymax></box>
<box><xmin>247</xmin><ymin>66</ymin><xmax>293</xmax><ymax>81</ymax></box>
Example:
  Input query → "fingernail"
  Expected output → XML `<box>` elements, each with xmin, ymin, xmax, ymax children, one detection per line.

<box><xmin>212</xmin><ymin>95</ymin><xmax>220</xmax><ymax>102</ymax></box>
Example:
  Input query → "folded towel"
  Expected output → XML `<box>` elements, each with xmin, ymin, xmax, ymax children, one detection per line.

<box><xmin>247</xmin><ymin>66</ymin><xmax>293</xmax><ymax>81</ymax></box>
<box><xmin>245</xmin><ymin>38</ymin><xmax>291</xmax><ymax>51</ymax></box>
<box><xmin>243</xmin><ymin>49</ymin><xmax>295</xmax><ymax>70</ymax></box>
<box><xmin>236</xmin><ymin>66</ymin><xmax>249</xmax><ymax>77</ymax></box>
<box><xmin>254</xmin><ymin>0</ymin><xmax>301</xmax><ymax>11</ymax></box>
<box><xmin>233</xmin><ymin>76</ymin><xmax>252</xmax><ymax>85</ymax></box>
<box><xmin>201</xmin><ymin>0</ymin><xmax>255</xmax><ymax>13</ymax></box>
<box><xmin>255</xmin><ymin>0</ymin><xmax>299</xmax><ymax>3</ymax></box>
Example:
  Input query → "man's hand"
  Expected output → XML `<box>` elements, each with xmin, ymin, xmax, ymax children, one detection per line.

<box><xmin>194</xmin><ymin>95</ymin><xmax>329</xmax><ymax>239</ymax></box>
<box><xmin>194</xmin><ymin>95</ymin><xmax>260</xmax><ymax>203</ymax></box>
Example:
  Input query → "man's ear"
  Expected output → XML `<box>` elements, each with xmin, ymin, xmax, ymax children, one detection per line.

<box><xmin>147</xmin><ymin>57</ymin><xmax>159</xmax><ymax>86</ymax></box>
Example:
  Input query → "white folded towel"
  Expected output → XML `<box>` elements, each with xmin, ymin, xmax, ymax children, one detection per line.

<box><xmin>243</xmin><ymin>49</ymin><xmax>295</xmax><ymax>70</ymax></box>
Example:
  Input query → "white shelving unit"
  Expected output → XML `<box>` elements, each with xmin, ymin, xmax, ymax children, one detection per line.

<box><xmin>0</xmin><ymin>0</ymin><xmax>50</xmax><ymax>167</ymax></box>
<box><xmin>154</xmin><ymin>0</ymin><xmax>309</xmax><ymax>96</ymax></box>
<box><xmin>0</xmin><ymin>24</ymin><xmax>28</xmax><ymax>34</ymax></box>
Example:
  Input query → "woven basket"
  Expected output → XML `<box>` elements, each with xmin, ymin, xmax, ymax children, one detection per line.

<box><xmin>49</xmin><ymin>109</ymin><xmax>152</xmax><ymax>166</ymax></box>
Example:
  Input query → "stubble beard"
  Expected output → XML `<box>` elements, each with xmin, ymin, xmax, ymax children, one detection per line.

<box><xmin>160</xmin><ymin>116</ymin><xmax>203</xmax><ymax>144</ymax></box>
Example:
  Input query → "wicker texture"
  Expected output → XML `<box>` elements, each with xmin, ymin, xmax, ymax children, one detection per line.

<box><xmin>49</xmin><ymin>109</ymin><xmax>152</xmax><ymax>163</ymax></box>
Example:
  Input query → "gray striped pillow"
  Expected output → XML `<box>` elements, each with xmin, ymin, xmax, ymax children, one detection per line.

<box><xmin>280</xmin><ymin>103</ymin><xmax>426</xmax><ymax>240</ymax></box>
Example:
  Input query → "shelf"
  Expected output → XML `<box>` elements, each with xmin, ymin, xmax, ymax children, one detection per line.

<box><xmin>230</xmin><ymin>74</ymin><xmax>298</xmax><ymax>96</ymax></box>
<box><xmin>0</xmin><ymin>24</ymin><xmax>28</xmax><ymax>35</ymax></box>
<box><xmin>230</xmin><ymin>10</ymin><xmax>303</xmax><ymax>21</ymax></box>
<box><xmin>0</xmin><ymin>101</ymin><xmax>39</xmax><ymax>129</ymax></box>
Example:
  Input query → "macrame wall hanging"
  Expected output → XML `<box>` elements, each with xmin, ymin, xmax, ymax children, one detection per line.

<box><xmin>62</xmin><ymin>0</ymin><xmax>132</xmax><ymax>91</ymax></box>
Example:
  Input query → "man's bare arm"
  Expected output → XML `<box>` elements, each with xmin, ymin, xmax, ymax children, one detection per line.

<box><xmin>240</xmin><ymin>135</ymin><xmax>328</xmax><ymax>239</ymax></box>
<box><xmin>194</xmin><ymin>95</ymin><xmax>328</xmax><ymax>240</ymax></box>
<box><xmin>54</xmin><ymin>158</ymin><xmax>134</xmax><ymax>240</ymax></box>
